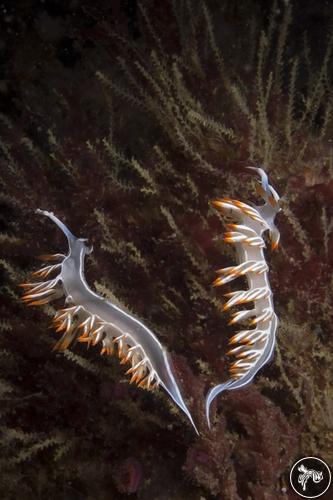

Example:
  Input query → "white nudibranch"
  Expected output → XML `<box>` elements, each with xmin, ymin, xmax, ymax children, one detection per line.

<box><xmin>206</xmin><ymin>167</ymin><xmax>281</xmax><ymax>427</ymax></box>
<box><xmin>20</xmin><ymin>210</ymin><xmax>198</xmax><ymax>434</ymax></box>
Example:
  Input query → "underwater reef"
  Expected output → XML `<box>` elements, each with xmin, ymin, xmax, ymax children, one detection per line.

<box><xmin>0</xmin><ymin>0</ymin><xmax>333</xmax><ymax>498</ymax></box>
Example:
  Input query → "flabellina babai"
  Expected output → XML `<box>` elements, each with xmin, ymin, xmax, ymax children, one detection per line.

<box><xmin>206</xmin><ymin>167</ymin><xmax>281</xmax><ymax>427</ymax></box>
<box><xmin>20</xmin><ymin>167</ymin><xmax>280</xmax><ymax>434</ymax></box>
<box><xmin>20</xmin><ymin>209</ymin><xmax>198</xmax><ymax>434</ymax></box>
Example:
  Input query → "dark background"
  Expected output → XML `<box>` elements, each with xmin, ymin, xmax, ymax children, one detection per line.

<box><xmin>0</xmin><ymin>1</ymin><xmax>332</xmax><ymax>499</ymax></box>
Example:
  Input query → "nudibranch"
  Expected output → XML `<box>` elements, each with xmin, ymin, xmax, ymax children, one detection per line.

<box><xmin>206</xmin><ymin>167</ymin><xmax>281</xmax><ymax>427</ymax></box>
<box><xmin>20</xmin><ymin>210</ymin><xmax>198</xmax><ymax>434</ymax></box>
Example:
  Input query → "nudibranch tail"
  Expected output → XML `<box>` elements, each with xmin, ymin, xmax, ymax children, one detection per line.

<box><xmin>206</xmin><ymin>168</ymin><xmax>281</xmax><ymax>428</ymax></box>
<box><xmin>20</xmin><ymin>210</ymin><xmax>198</xmax><ymax>434</ymax></box>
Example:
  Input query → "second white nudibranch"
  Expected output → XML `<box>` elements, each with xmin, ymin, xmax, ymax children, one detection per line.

<box><xmin>20</xmin><ymin>210</ymin><xmax>198</xmax><ymax>434</ymax></box>
<box><xmin>206</xmin><ymin>167</ymin><xmax>281</xmax><ymax>427</ymax></box>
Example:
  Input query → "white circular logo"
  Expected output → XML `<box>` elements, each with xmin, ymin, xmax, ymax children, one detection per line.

<box><xmin>290</xmin><ymin>456</ymin><xmax>331</xmax><ymax>498</ymax></box>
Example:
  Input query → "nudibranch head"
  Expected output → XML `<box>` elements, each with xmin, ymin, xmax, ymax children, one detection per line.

<box><xmin>246</xmin><ymin>167</ymin><xmax>281</xmax><ymax>250</ymax></box>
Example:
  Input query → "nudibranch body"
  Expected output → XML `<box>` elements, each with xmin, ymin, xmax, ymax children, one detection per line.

<box><xmin>20</xmin><ymin>210</ymin><xmax>198</xmax><ymax>434</ymax></box>
<box><xmin>206</xmin><ymin>168</ymin><xmax>281</xmax><ymax>427</ymax></box>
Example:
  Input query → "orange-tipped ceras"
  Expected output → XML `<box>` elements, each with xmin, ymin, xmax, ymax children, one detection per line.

<box><xmin>20</xmin><ymin>210</ymin><xmax>198</xmax><ymax>434</ymax></box>
<box><xmin>206</xmin><ymin>167</ymin><xmax>281</xmax><ymax>427</ymax></box>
